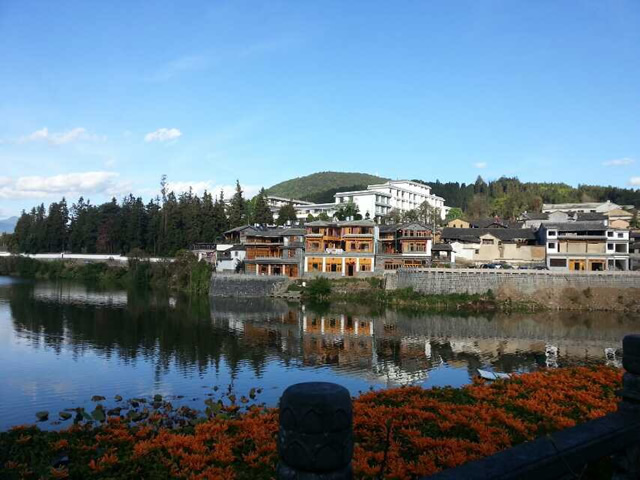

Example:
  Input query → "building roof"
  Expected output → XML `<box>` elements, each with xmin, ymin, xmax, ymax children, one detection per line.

<box><xmin>521</xmin><ymin>212</ymin><xmax>549</xmax><ymax>220</ymax></box>
<box><xmin>606</xmin><ymin>208</ymin><xmax>633</xmax><ymax>218</ymax></box>
<box><xmin>542</xmin><ymin>201</ymin><xmax>634</xmax><ymax>211</ymax></box>
<box><xmin>304</xmin><ymin>219</ymin><xmax>376</xmax><ymax>228</ymax></box>
<box><xmin>224</xmin><ymin>225</ymin><xmax>256</xmax><ymax>235</ymax></box>
<box><xmin>542</xmin><ymin>221</ymin><xmax>607</xmax><ymax>232</ymax></box>
<box><xmin>441</xmin><ymin>227</ymin><xmax>537</xmax><ymax>243</ymax></box>
<box><xmin>281</xmin><ymin>228</ymin><xmax>306</xmax><ymax>236</ymax></box>
<box><xmin>229</xmin><ymin>244</ymin><xmax>246</xmax><ymax>251</ymax></box>
<box><xmin>266</xmin><ymin>195</ymin><xmax>314</xmax><ymax>205</ymax></box>
<box><xmin>431</xmin><ymin>243</ymin><xmax>453</xmax><ymax>251</ymax></box>
<box><xmin>575</xmin><ymin>212</ymin><xmax>607</xmax><ymax>221</ymax></box>
<box><xmin>378</xmin><ymin>222</ymin><xmax>431</xmax><ymax>233</ymax></box>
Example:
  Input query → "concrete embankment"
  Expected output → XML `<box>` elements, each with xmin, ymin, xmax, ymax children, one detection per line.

<box><xmin>391</xmin><ymin>269</ymin><xmax>640</xmax><ymax>310</ymax></box>
<box><xmin>209</xmin><ymin>274</ymin><xmax>289</xmax><ymax>297</ymax></box>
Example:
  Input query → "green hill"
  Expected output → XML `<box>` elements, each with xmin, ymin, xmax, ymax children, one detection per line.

<box><xmin>265</xmin><ymin>171</ymin><xmax>388</xmax><ymax>203</ymax></box>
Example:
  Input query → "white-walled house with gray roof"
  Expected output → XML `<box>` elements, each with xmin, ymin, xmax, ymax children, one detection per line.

<box><xmin>539</xmin><ymin>222</ymin><xmax>630</xmax><ymax>271</ymax></box>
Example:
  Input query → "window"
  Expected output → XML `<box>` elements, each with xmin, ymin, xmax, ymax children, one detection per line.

<box><xmin>350</xmin><ymin>242</ymin><xmax>356</xmax><ymax>250</ymax></box>
<box><xmin>607</xmin><ymin>243</ymin><xmax>614</xmax><ymax>250</ymax></box>
<box><xmin>607</xmin><ymin>232</ymin><xmax>614</xmax><ymax>237</ymax></box>
<box><xmin>475</xmin><ymin>249</ymin><xmax>480</xmax><ymax>254</ymax></box>
<box><xmin>482</xmin><ymin>239</ymin><xmax>494</xmax><ymax>245</ymax></box>
<box><xmin>548</xmin><ymin>242</ymin><xmax>556</xmax><ymax>249</ymax></box>
<box><xmin>618</xmin><ymin>233</ymin><xmax>624</xmax><ymax>238</ymax></box>
<box><xmin>548</xmin><ymin>231</ymin><xmax>557</xmax><ymax>236</ymax></box>
<box><xmin>550</xmin><ymin>258</ymin><xmax>567</xmax><ymax>267</ymax></box>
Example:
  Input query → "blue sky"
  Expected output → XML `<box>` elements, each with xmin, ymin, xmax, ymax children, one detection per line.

<box><xmin>1</xmin><ymin>0</ymin><xmax>639</xmax><ymax>217</ymax></box>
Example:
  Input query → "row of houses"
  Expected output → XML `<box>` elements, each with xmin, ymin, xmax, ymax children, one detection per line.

<box><xmin>207</xmin><ymin>220</ymin><xmax>438</xmax><ymax>278</ymax></box>
<box><xmin>442</xmin><ymin>200</ymin><xmax>636</xmax><ymax>271</ymax></box>
<box><xmin>198</xmin><ymin>200</ymin><xmax>637</xmax><ymax>277</ymax></box>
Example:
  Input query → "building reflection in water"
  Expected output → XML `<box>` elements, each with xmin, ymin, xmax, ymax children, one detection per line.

<box><xmin>209</xmin><ymin>299</ymin><xmax>631</xmax><ymax>387</ymax></box>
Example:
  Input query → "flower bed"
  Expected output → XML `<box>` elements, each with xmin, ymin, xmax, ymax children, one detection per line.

<box><xmin>0</xmin><ymin>366</ymin><xmax>622</xmax><ymax>479</ymax></box>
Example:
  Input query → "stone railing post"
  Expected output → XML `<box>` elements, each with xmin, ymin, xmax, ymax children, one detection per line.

<box><xmin>277</xmin><ymin>382</ymin><xmax>353</xmax><ymax>479</ymax></box>
<box><xmin>613</xmin><ymin>334</ymin><xmax>640</xmax><ymax>479</ymax></box>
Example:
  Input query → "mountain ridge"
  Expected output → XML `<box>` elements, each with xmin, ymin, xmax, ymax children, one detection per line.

<box><xmin>265</xmin><ymin>171</ymin><xmax>388</xmax><ymax>203</ymax></box>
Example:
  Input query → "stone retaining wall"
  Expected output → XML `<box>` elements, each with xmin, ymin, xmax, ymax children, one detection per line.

<box><xmin>393</xmin><ymin>269</ymin><xmax>640</xmax><ymax>296</ymax></box>
<box><xmin>209</xmin><ymin>274</ymin><xmax>289</xmax><ymax>297</ymax></box>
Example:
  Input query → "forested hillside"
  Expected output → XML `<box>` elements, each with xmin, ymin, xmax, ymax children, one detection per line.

<box><xmin>265</xmin><ymin>171</ymin><xmax>388</xmax><ymax>200</ymax></box>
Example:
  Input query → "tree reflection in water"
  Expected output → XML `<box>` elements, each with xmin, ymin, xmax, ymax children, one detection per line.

<box><xmin>1</xmin><ymin>278</ymin><xmax>636</xmax><ymax>429</ymax></box>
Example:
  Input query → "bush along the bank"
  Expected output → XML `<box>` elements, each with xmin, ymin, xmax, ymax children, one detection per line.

<box><xmin>0</xmin><ymin>366</ymin><xmax>621</xmax><ymax>479</ymax></box>
<box><xmin>0</xmin><ymin>252</ymin><xmax>212</xmax><ymax>295</ymax></box>
<box><xmin>311</xmin><ymin>277</ymin><xmax>543</xmax><ymax>312</ymax></box>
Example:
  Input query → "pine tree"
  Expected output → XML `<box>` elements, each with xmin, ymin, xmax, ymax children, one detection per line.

<box><xmin>276</xmin><ymin>202</ymin><xmax>298</xmax><ymax>226</ymax></box>
<box><xmin>227</xmin><ymin>180</ymin><xmax>248</xmax><ymax>228</ymax></box>
<box><xmin>252</xmin><ymin>188</ymin><xmax>274</xmax><ymax>226</ymax></box>
<box><xmin>211</xmin><ymin>191</ymin><xmax>229</xmax><ymax>240</ymax></box>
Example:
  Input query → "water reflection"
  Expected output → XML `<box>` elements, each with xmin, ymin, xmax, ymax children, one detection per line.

<box><xmin>0</xmin><ymin>277</ymin><xmax>637</xmax><ymax>429</ymax></box>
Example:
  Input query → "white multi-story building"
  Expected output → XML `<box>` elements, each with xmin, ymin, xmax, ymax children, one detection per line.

<box><xmin>293</xmin><ymin>180</ymin><xmax>448</xmax><ymax>222</ymax></box>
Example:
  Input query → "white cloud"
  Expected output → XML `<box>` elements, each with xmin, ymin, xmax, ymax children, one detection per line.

<box><xmin>166</xmin><ymin>180</ymin><xmax>261</xmax><ymax>199</ymax></box>
<box><xmin>17</xmin><ymin>127</ymin><xmax>106</xmax><ymax>145</ymax></box>
<box><xmin>629</xmin><ymin>177</ymin><xmax>640</xmax><ymax>186</ymax></box>
<box><xmin>473</xmin><ymin>162</ymin><xmax>487</xmax><ymax>169</ymax></box>
<box><xmin>603</xmin><ymin>157</ymin><xmax>635</xmax><ymax>167</ymax></box>
<box><xmin>144</xmin><ymin>128</ymin><xmax>182</xmax><ymax>143</ymax></box>
<box><xmin>0</xmin><ymin>171</ymin><xmax>120</xmax><ymax>199</ymax></box>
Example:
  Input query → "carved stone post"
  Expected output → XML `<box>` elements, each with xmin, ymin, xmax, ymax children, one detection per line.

<box><xmin>613</xmin><ymin>334</ymin><xmax>640</xmax><ymax>479</ymax></box>
<box><xmin>277</xmin><ymin>382</ymin><xmax>353</xmax><ymax>479</ymax></box>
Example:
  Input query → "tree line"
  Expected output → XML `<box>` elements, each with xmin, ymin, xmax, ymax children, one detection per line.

<box><xmin>423</xmin><ymin>176</ymin><xmax>640</xmax><ymax>221</ymax></box>
<box><xmin>6</xmin><ymin>177</ymin><xmax>298</xmax><ymax>256</ymax></box>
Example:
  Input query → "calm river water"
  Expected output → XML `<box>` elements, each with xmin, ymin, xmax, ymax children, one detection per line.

<box><xmin>0</xmin><ymin>276</ymin><xmax>636</xmax><ymax>430</ymax></box>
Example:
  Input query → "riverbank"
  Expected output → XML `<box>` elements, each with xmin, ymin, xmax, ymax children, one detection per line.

<box><xmin>293</xmin><ymin>276</ymin><xmax>640</xmax><ymax>312</ymax></box>
<box><xmin>296</xmin><ymin>277</ymin><xmax>544</xmax><ymax>312</ymax></box>
<box><xmin>0</xmin><ymin>253</ymin><xmax>211</xmax><ymax>294</ymax></box>
<box><xmin>0</xmin><ymin>366</ymin><xmax>620</xmax><ymax>479</ymax></box>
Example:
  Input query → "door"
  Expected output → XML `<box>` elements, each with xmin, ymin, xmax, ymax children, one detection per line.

<box><xmin>569</xmin><ymin>260</ymin><xmax>585</xmax><ymax>271</ymax></box>
<box><xmin>347</xmin><ymin>263</ymin><xmax>355</xmax><ymax>277</ymax></box>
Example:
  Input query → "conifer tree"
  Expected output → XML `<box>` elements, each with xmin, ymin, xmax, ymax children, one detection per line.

<box><xmin>276</xmin><ymin>202</ymin><xmax>298</xmax><ymax>226</ymax></box>
<box><xmin>227</xmin><ymin>180</ymin><xmax>248</xmax><ymax>228</ymax></box>
<box><xmin>252</xmin><ymin>188</ymin><xmax>274</xmax><ymax>226</ymax></box>
<box><xmin>213</xmin><ymin>190</ymin><xmax>229</xmax><ymax>239</ymax></box>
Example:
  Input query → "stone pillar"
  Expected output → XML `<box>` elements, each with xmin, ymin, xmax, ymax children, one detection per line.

<box><xmin>322</xmin><ymin>257</ymin><xmax>326</xmax><ymax>273</ymax></box>
<box><xmin>268</xmin><ymin>265</ymin><xmax>272</xmax><ymax>276</ymax></box>
<box><xmin>341</xmin><ymin>258</ymin><xmax>346</xmax><ymax>277</ymax></box>
<box><xmin>277</xmin><ymin>382</ymin><xmax>353</xmax><ymax>480</ymax></box>
<box><xmin>304</xmin><ymin>257</ymin><xmax>309</xmax><ymax>273</ymax></box>
<box><xmin>613</xmin><ymin>334</ymin><xmax>640</xmax><ymax>479</ymax></box>
<box><xmin>356</xmin><ymin>258</ymin><xmax>360</xmax><ymax>272</ymax></box>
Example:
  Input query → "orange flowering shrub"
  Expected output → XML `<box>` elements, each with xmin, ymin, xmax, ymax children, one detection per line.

<box><xmin>0</xmin><ymin>366</ymin><xmax>622</xmax><ymax>479</ymax></box>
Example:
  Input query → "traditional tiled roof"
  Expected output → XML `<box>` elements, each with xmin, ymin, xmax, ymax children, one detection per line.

<box><xmin>575</xmin><ymin>212</ymin><xmax>607</xmax><ymax>221</ymax></box>
<box><xmin>441</xmin><ymin>228</ymin><xmax>537</xmax><ymax>243</ymax></box>
<box><xmin>304</xmin><ymin>220</ymin><xmax>376</xmax><ymax>228</ymax></box>
<box><xmin>431</xmin><ymin>243</ymin><xmax>452</xmax><ymax>251</ymax></box>
<box><xmin>521</xmin><ymin>212</ymin><xmax>549</xmax><ymax>220</ymax></box>
<box><xmin>224</xmin><ymin>225</ymin><xmax>256</xmax><ymax>235</ymax></box>
<box><xmin>541</xmin><ymin>221</ymin><xmax>607</xmax><ymax>232</ymax></box>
